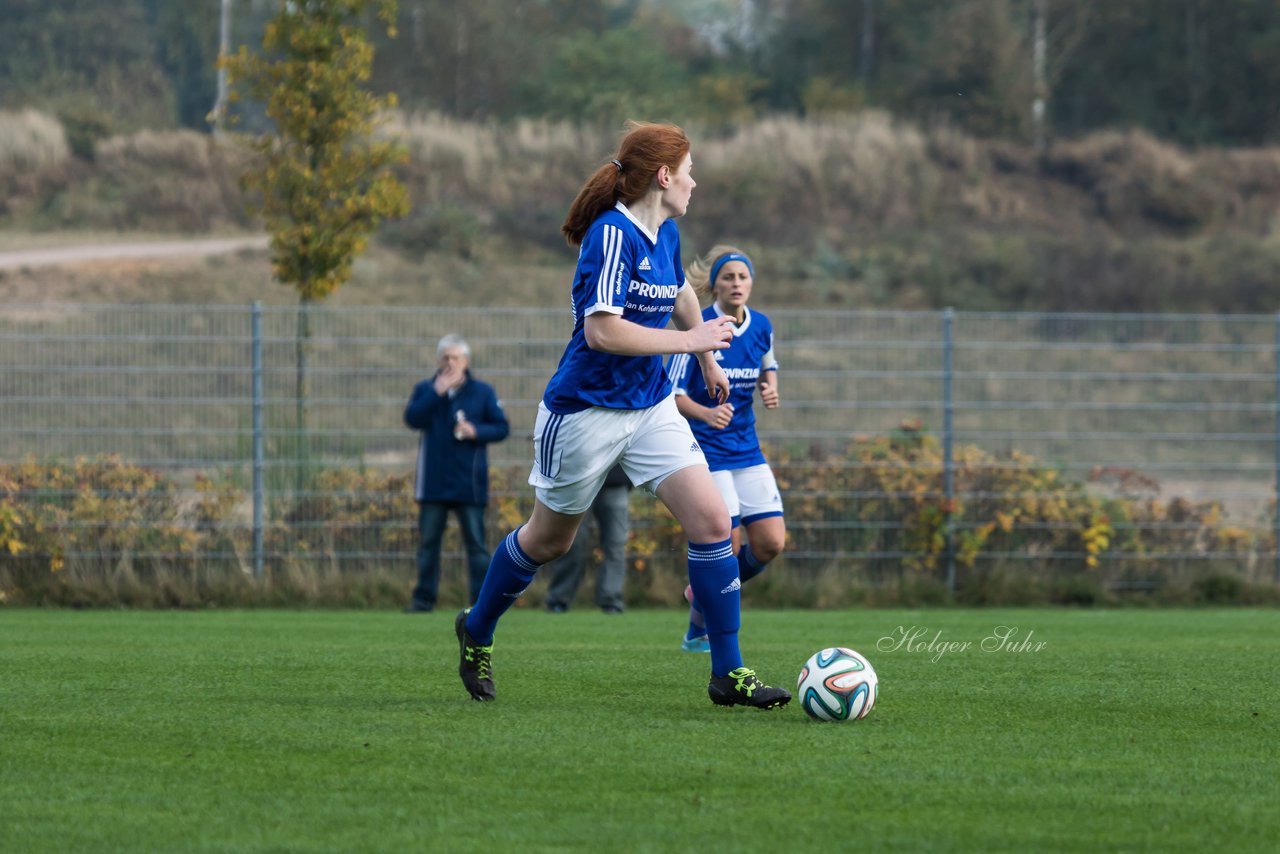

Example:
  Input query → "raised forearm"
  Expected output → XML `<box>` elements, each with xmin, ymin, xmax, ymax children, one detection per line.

<box><xmin>584</xmin><ymin>313</ymin><xmax>695</xmax><ymax>356</ymax></box>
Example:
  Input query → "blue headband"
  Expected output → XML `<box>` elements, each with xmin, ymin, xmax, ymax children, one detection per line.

<box><xmin>709</xmin><ymin>252</ymin><xmax>753</xmax><ymax>286</ymax></box>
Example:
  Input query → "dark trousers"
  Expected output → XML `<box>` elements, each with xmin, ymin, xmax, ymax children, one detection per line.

<box><xmin>544</xmin><ymin>484</ymin><xmax>630</xmax><ymax>610</ymax></box>
<box><xmin>410</xmin><ymin>501</ymin><xmax>489</xmax><ymax>609</ymax></box>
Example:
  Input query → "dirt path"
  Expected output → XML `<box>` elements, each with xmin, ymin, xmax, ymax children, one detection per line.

<box><xmin>0</xmin><ymin>236</ymin><xmax>269</xmax><ymax>271</ymax></box>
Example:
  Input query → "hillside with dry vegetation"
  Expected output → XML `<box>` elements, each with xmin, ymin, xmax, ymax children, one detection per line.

<box><xmin>3</xmin><ymin>109</ymin><xmax>1280</xmax><ymax>312</ymax></box>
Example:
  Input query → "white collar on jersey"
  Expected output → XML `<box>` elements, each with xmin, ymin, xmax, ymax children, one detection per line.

<box><xmin>614</xmin><ymin>201</ymin><xmax>660</xmax><ymax>246</ymax></box>
<box><xmin>713</xmin><ymin>301</ymin><xmax>752</xmax><ymax>337</ymax></box>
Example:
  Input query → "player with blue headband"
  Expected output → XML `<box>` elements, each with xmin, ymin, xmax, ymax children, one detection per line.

<box><xmin>667</xmin><ymin>245</ymin><xmax>786</xmax><ymax>653</ymax></box>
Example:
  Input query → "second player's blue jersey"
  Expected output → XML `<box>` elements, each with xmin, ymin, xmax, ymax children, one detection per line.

<box><xmin>543</xmin><ymin>202</ymin><xmax>688</xmax><ymax>414</ymax></box>
<box><xmin>668</xmin><ymin>303</ymin><xmax>777</xmax><ymax>470</ymax></box>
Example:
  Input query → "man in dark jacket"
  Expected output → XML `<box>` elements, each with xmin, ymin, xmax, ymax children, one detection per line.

<box><xmin>404</xmin><ymin>334</ymin><xmax>509</xmax><ymax>612</ymax></box>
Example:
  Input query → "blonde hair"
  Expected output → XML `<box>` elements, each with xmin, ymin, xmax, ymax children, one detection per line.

<box><xmin>687</xmin><ymin>244</ymin><xmax>750</xmax><ymax>299</ymax></box>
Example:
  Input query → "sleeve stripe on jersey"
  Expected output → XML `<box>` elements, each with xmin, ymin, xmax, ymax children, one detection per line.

<box><xmin>668</xmin><ymin>352</ymin><xmax>691</xmax><ymax>393</ymax></box>
<box><xmin>596</xmin><ymin>225</ymin><xmax>623</xmax><ymax>308</ymax></box>
<box><xmin>762</xmin><ymin>330</ymin><xmax>779</xmax><ymax>370</ymax></box>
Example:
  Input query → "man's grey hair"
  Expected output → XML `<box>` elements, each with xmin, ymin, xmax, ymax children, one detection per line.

<box><xmin>436</xmin><ymin>334</ymin><xmax>471</xmax><ymax>359</ymax></box>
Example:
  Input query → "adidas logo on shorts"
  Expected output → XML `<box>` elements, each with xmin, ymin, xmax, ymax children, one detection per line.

<box><xmin>638</xmin><ymin>257</ymin><xmax>652</xmax><ymax>271</ymax></box>
<box><xmin>689</xmin><ymin>441</ymin><xmax>700</xmax><ymax>452</ymax></box>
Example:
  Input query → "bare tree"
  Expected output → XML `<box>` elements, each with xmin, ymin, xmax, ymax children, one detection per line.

<box><xmin>210</xmin><ymin>0</ymin><xmax>233</xmax><ymax>132</ymax></box>
<box><xmin>1030</xmin><ymin>0</ymin><xmax>1096</xmax><ymax>152</ymax></box>
<box><xmin>1033</xmin><ymin>0</ymin><xmax>1046</xmax><ymax>151</ymax></box>
<box><xmin>860</xmin><ymin>0</ymin><xmax>875</xmax><ymax>86</ymax></box>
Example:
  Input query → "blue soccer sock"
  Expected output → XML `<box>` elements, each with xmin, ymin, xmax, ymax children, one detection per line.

<box><xmin>686</xmin><ymin>538</ymin><xmax>743</xmax><ymax>676</ymax></box>
<box><xmin>464</xmin><ymin>527</ymin><xmax>540</xmax><ymax>645</ymax></box>
<box><xmin>738</xmin><ymin>542</ymin><xmax>769</xmax><ymax>583</ymax></box>
<box><xmin>684</xmin><ymin>584</ymin><xmax>706</xmax><ymax>641</ymax></box>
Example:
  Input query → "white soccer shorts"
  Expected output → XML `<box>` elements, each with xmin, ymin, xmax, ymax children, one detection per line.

<box><xmin>529</xmin><ymin>393</ymin><xmax>708</xmax><ymax>515</ymax></box>
<box><xmin>710</xmin><ymin>463</ymin><xmax>784</xmax><ymax>528</ymax></box>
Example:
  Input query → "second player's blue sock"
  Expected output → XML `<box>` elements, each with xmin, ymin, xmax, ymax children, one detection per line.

<box><xmin>685</xmin><ymin>584</ymin><xmax>706</xmax><ymax>641</ymax></box>
<box><xmin>738</xmin><ymin>542</ymin><xmax>768</xmax><ymax>583</ymax></box>
<box><xmin>465</xmin><ymin>527</ymin><xmax>540</xmax><ymax>645</ymax></box>
<box><xmin>687</xmin><ymin>538</ymin><xmax>743</xmax><ymax>676</ymax></box>
<box><xmin>685</xmin><ymin>617</ymin><xmax>705</xmax><ymax>642</ymax></box>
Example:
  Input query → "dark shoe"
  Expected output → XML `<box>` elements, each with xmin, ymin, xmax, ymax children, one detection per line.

<box><xmin>708</xmin><ymin>667</ymin><xmax>791</xmax><ymax>710</ymax></box>
<box><xmin>455</xmin><ymin>609</ymin><xmax>495</xmax><ymax>701</ymax></box>
<box><xmin>545</xmin><ymin>602</ymin><xmax>568</xmax><ymax>614</ymax></box>
<box><xmin>403</xmin><ymin>602</ymin><xmax>433</xmax><ymax>613</ymax></box>
<box><xmin>600</xmin><ymin>604</ymin><xmax>624</xmax><ymax>614</ymax></box>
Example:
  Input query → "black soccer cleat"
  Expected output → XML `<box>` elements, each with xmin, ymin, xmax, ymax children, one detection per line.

<box><xmin>708</xmin><ymin>666</ymin><xmax>791</xmax><ymax>710</ymax></box>
<box><xmin>455</xmin><ymin>609</ymin><xmax>495</xmax><ymax>702</ymax></box>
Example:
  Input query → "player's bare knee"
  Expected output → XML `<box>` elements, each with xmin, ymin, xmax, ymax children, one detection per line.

<box><xmin>537</xmin><ymin>535</ymin><xmax>575</xmax><ymax>564</ymax></box>
<box><xmin>756</xmin><ymin>539</ymin><xmax>784</xmax><ymax>563</ymax></box>
<box><xmin>693</xmin><ymin>513</ymin><xmax>732</xmax><ymax>544</ymax></box>
<box><xmin>521</xmin><ymin>527</ymin><xmax>576</xmax><ymax>564</ymax></box>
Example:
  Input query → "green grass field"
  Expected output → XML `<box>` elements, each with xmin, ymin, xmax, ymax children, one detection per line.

<box><xmin>2</xmin><ymin>607</ymin><xmax>1277</xmax><ymax>852</ymax></box>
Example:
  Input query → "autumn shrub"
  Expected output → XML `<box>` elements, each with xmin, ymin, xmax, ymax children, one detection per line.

<box><xmin>769</xmin><ymin>421</ymin><xmax>1274</xmax><ymax>603</ymax></box>
<box><xmin>2</xmin><ymin>451</ymin><xmax>1275</xmax><ymax>608</ymax></box>
<box><xmin>0</xmin><ymin>456</ymin><xmax>208</xmax><ymax>605</ymax></box>
<box><xmin>274</xmin><ymin>467</ymin><xmax>418</xmax><ymax>575</ymax></box>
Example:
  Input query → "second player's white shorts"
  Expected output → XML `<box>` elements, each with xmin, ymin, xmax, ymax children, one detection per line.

<box><xmin>711</xmin><ymin>463</ymin><xmax>784</xmax><ymax>528</ymax></box>
<box><xmin>529</xmin><ymin>393</ymin><xmax>708</xmax><ymax>515</ymax></box>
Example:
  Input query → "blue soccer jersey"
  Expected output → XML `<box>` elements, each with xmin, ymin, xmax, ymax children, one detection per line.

<box><xmin>668</xmin><ymin>303</ymin><xmax>778</xmax><ymax>470</ymax></box>
<box><xmin>543</xmin><ymin>202</ymin><xmax>688</xmax><ymax>414</ymax></box>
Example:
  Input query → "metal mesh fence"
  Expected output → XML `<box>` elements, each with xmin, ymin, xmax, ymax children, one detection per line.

<box><xmin>2</xmin><ymin>303</ymin><xmax>1276</xmax><ymax>590</ymax></box>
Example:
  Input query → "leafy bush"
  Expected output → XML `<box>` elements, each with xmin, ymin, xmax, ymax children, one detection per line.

<box><xmin>275</xmin><ymin>467</ymin><xmax>418</xmax><ymax>574</ymax></box>
<box><xmin>0</xmin><ymin>456</ymin><xmax>208</xmax><ymax>605</ymax></box>
<box><xmin>2</xmin><ymin>446</ymin><xmax>1275</xmax><ymax>608</ymax></box>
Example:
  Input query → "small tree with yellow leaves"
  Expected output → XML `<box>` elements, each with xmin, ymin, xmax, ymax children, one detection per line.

<box><xmin>223</xmin><ymin>0</ymin><xmax>409</xmax><ymax>462</ymax></box>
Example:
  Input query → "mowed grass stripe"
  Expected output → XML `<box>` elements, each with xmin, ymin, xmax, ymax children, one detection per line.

<box><xmin>2</xmin><ymin>608</ymin><xmax>1277</xmax><ymax>852</ymax></box>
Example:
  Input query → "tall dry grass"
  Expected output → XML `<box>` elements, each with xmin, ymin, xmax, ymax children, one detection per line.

<box><xmin>0</xmin><ymin>109</ymin><xmax>70</xmax><ymax>179</ymax></box>
<box><xmin>8</xmin><ymin>110</ymin><xmax>1280</xmax><ymax>312</ymax></box>
<box><xmin>0</xmin><ymin>109</ymin><xmax>73</xmax><ymax>220</ymax></box>
<box><xmin>84</xmin><ymin>129</ymin><xmax>252</xmax><ymax>231</ymax></box>
<box><xmin>12</xmin><ymin>107</ymin><xmax>1280</xmax><ymax>244</ymax></box>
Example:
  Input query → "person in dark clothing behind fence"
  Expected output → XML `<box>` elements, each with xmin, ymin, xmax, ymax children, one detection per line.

<box><xmin>543</xmin><ymin>463</ymin><xmax>632</xmax><ymax>614</ymax></box>
<box><xmin>403</xmin><ymin>334</ymin><xmax>509</xmax><ymax>613</ymax></box>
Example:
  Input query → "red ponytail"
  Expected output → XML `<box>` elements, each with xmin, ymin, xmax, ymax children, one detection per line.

<box><xmin>561</xmin><ymin>122</ymin><xmax>690</xmax><ymax>246</ymax></box>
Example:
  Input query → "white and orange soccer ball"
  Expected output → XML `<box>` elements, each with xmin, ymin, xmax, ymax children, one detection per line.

<box><xmin>797</xmin><ymin>647</ymin><xmax>878</xmax><ymax>722</ymax></box>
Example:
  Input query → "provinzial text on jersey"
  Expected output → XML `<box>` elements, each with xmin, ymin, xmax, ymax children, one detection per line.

<box><xmin>629</xmin><ymin>282</ymin><xmax>681</xmax><ymax>299</ymax></box>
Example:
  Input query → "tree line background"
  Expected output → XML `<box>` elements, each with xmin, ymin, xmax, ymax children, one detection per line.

<box><xmin>4</xmin><ymin>0</ymin><xmax>1280</xmax><ymax>315</ymax></box>
<box><xmin>3</xmin><ymin>0</ymin><xmax>1279</xmax><ymax>147</ymax></box>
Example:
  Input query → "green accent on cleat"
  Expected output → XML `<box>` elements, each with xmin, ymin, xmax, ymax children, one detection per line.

<box><xmin>707</xmin><ymin>666</ymin><xmax>791</xmax><ymax>710</ymax></box>
<box><xmin>455</xmin><ymin>609</ymin><xmax>495</xmax><ymax>701</ymax></box>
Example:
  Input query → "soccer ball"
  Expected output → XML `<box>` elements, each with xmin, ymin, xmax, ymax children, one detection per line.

<box><xmin>797</xmin><ymin>647</ymin><xmax>878</xmax><ymax>722</ymax></box>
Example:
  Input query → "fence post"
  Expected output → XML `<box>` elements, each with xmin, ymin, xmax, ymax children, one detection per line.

<box><xmin>252</xmin><ymin>301</ymin><xmax>265</xmax><ymax>580</ymax></box>
<box><xmin>943</xmin><ymin>307</ymin><xmax>956</xmax><ymax>592</ymax></box>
